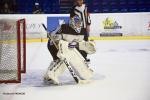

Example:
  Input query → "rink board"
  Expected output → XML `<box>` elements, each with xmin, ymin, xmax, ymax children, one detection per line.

<box><xmin>25</xmin><ymin>36</ymin><xmax>150</xmax><ymax>43</ymax></box>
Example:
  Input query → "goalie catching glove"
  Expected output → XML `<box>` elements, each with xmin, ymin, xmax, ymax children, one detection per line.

<box><xmin>68</xmin><ymin>39</ymin><xmax>96</xmax><ymax>54</ymax></box>
<box><xmin>79</xmin><ymin>40</ymin><xmax>96</xmax><ymax>54</ymax></box>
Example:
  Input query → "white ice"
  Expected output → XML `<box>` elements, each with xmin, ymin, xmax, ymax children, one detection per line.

<box><xmin>0</xmin><ymin>40</ymin><xmax>150</xmax><ymax>100</ymax></box>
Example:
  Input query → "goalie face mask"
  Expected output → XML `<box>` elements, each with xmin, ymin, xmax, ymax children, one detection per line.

<box><xmin>69</xmin><ymin>15</ymin><xmax>83</xmax><ymax>33</ymax></box>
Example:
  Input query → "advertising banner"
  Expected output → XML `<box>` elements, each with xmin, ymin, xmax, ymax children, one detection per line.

<box><xmin>47</xmin><ymin>16</ymin><xmax>69</xmax><ymax>32</ymax></box>
<box><xmin>0</xmin><ymin>13</ymin><xmax>150</xmax><ymax>40</ymax></box>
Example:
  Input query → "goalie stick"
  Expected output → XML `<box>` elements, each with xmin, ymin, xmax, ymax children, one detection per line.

<box><xmin>42</xmin><ymin>23</ymin><xmax>80</xmax><ymax>83</ymax></box>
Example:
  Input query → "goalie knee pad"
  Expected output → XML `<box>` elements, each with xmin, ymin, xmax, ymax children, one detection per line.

<box><xmin>44</xmin><ymin>59</ymin><xmax>67</xmax><ymax>84</ymax></box>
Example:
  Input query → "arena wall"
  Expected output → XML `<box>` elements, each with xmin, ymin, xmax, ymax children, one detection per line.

<box><xmin>0</xmin><ymin>13</ymin><xmax>150</xmax><ymax>42</ymax></box>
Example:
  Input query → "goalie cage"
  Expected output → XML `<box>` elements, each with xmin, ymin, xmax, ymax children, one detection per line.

<box><xmin>0</xmin><ymin>19</ymin><xmax>26</xmax><ymax>83</ymax></box>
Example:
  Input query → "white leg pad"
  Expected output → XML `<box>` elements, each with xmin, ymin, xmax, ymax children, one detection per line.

<box><xmin>57</xmin><ymin>40</ymin><xmax>94</xmax><ymax>80</ymax></box>
<box><xmin>44</xmin><ymin>60</ymin><xmax>67</xmax><ymax>84</ymax></box>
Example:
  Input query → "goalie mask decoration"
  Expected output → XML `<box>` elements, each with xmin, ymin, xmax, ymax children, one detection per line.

<box><xmin>69</xmin><ymin>15</ymin><xmax>83</xmax><ymax>33</ymax></box>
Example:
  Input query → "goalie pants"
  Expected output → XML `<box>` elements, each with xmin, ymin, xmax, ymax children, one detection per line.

<box><xmin>83</xmin><ymin>28</ymin><xmax>89</xmax><ymax>59</ymax></box>
<box><xmin>47</xmin><ymin>40</ymin><xmax>59</xmax><ymax>61</ymax></box>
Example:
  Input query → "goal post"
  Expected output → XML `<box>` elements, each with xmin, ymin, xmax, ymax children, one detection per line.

<box><xmin>18</xmin><ymin>19</ymin><xmax>26</xmax><ymax>73</ymax></box>
<box><xmin>0</xmin><ymin>18</ymin><xmax>26</xmax><ymax>83</ymax></box>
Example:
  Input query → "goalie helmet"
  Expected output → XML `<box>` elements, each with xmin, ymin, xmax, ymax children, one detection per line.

<box><xmin>69</xmin><ymin>15</ymin><xmax>82</xmax><ymax>33</ymax></box>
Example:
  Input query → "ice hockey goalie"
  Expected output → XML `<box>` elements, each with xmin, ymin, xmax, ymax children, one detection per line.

<box><xmin>44</xmin><ymin>15</ymin><xmax>96</xmax><ymax>84</ymax></box>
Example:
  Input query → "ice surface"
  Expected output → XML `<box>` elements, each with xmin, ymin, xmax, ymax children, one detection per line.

<box><xmin>0</xmin><ymin>40</ymin><xmax>150</xmax><ymax>100</ymax></box>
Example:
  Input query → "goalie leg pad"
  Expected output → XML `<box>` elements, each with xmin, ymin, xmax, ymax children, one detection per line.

<box><xmin>57</xmin><ymin>40</ymin><xmax>94</xmax><ymax>80</ymax></box>
<box><xmin>44</xmin><ymin>60</ymin><xmax>67</xmax><ymax>84</ymax></box>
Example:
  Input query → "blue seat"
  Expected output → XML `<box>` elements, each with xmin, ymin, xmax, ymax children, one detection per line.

<box><xmin>101</xmin><ymin>1</ymin><xmax>109</xmax><ymax>5</ymax></box>
<box><xmin>43</xmin><ymin>7</ymin><xmax>51</xmax><ymax>13</ymax></box>
<box><xmin>110</xmin><ymin>0</ymin><xmax>118</xmax><ymax>5</ymax></box>
<box><xmin>111</xmin><ymin>6</ymin><xmax>120</xmax><ymax>12</ymax></box>
<box><xmin>146</xmin><ymin>8</ymin><xmax>150</xmax><ymax>12</ymax></box>
<box><xmin>52</xmin><ymin>6</ymin><xmax>60</xmax><ymax>13</ymax></box>
<box><xmin>119</xmin><ymin>0</ymin><xmax>127</xmax><ymax>5</ymax></box>
<box><xmin>138</xmin><ymin>0</ymin><xmax>147</xmax><ymax>5</ymax></box>
<box><xmin>138</xmin><ymin>5</ymin><xmax>150</xmax><ymax>12</ymax></box>
<box><xmin>102</xmin><ymin>6</ymin><xmax>110</xmax><ymax>13</ymax></box>
<box><xmin>128</xmin><ymin>6</ymin><xmax>138</xmax><ymax>12</ymax></box>
<box><xmin>147</xmin><ymin>0</ymin><xmax>150</xmax><ymax>5</ymax></box>
<box><xmin>138</xmin><ymin>8</ymin><xmax>147</xmax><ymax>12</ymax></box>
<box><xmin>128</xmin><ymin>0</ymin><xmax>137</xmax><ymax>5</ymax></box>
<box><xmin>85</xmin><ymin>0</ymin><xmax>92</xmax><ymax>4</ymax></box>
<box><xmin>120</xmin><ymin>6</ymin><xmax>128</xmax><ymax>12</ymax></box>
<box><xmin>92</xmin><ymin>6</ymin><xmax>101</xmax><ymax>13</ymax></box>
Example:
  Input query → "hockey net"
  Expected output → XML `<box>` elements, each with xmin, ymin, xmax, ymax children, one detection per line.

<box><xmin>0</xmin><ymin>19</ymin><xmax>26</xmax><ymax>83</ymax></box>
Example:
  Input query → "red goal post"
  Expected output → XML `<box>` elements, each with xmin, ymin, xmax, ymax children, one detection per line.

<box><xmin>18</xmin><ymin>19</ymin><xmax>26</xmax><ymax>73</ymax></box>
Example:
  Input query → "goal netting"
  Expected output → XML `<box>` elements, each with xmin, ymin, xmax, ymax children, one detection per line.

<box><xmin>0</xmin><ymin>19</ymin><xmax>26</xmax><ymax>83</ymax></box>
